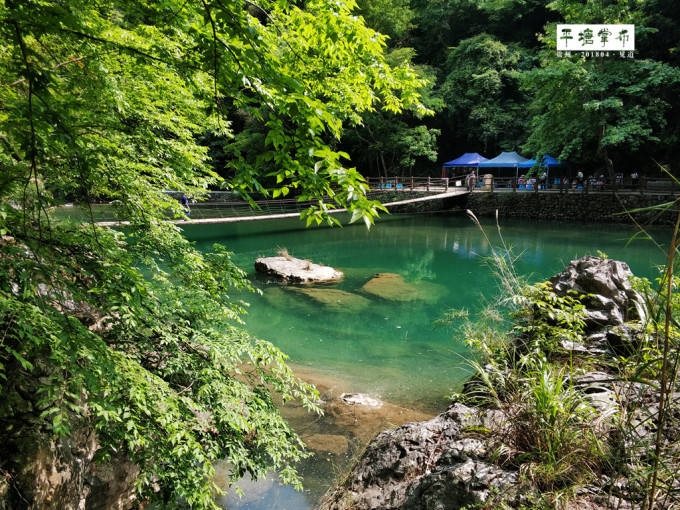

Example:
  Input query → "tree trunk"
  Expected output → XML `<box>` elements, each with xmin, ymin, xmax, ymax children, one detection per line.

<box><xmin>599</xmin><ymin>124</ymin><xmax>616</xmax><ymax>191</ymax></box>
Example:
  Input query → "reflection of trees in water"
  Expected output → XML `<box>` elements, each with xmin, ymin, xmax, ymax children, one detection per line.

<box><xmin>405</xmin><ymin>249</ymin><xmax>436</xmax><ymax>280</ymax></box>
<box><xmin>441</xmin><ymin>226</ymin><xmax>547</xmax><ymax>265</ymax></box>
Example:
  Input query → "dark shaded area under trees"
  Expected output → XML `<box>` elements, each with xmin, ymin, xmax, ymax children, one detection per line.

<box><xmin>212</xmin><ymin>0</ymin><xmax>680</xmax><ymax>181</ymax></box>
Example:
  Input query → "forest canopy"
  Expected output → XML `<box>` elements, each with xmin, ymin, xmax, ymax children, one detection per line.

<box><xmin>0</xmin><ymin>0</ymin><xmax>427</xmax><ymax>507</ymax></box>
<box><xmin>2</xmin><ymin>0</ymin><xmax>680</xmax><ymax>508</ymax></box>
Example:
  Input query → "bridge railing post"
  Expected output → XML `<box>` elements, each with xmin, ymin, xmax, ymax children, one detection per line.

<box><xmin>445</xmin><ymin>177</ymin><xmax>449</xmax><ymax>191</ymax></box>
<box><xmin>427</xmin><ymin>176</ymin><xmax>431</xmax><ymax>192</ymax></box>
<box><xmin>380</xmin><ymin>177</ymin><xmax>384</xmax><ymax>190</ymax></box>
<box><xmin>410</xmin><ymin>176</ymin><xmax>414</xmax><ymax>191</ymax></box>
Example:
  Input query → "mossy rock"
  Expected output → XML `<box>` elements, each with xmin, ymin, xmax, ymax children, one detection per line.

<box><xmin>286</xmin><ymin>287</ymin><xmax>371</xmax><ymax>312</ymax></box>
<box><xmin>360</xmin><ymin>273</ymin><xmax>446</xmax><ymax>303</ymax></box>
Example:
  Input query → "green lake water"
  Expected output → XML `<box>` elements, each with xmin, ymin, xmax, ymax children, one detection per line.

<box><xmin>182</xmin><ymin>214</ymin><xmax>668</xmax><ymax>510</ymax></box>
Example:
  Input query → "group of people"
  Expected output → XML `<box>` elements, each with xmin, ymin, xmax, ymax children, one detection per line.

<box><xmin>464</xmin><ymin>169</ymin><xmax>643</xmax><ymax>192</ymax></box>
<box><xmin>558</xmin><ymin>171</ymin><xmax>642</xmax><ymax>190</ymax></box>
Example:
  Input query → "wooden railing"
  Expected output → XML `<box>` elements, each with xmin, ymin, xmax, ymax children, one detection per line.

<box><xmin>481</xmin><ymin>176</ymin><xmax>680</xmax><ymax>194</ymax></box>
<box><xmin>366</xmin><ymin>175</ymin><xmax>469</xmax><ymax>192</ymax></box>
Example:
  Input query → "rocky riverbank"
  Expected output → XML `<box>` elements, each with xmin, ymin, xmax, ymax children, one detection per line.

<box><xmin>319</xmin><ymin>256</ymin><xmax>676</xmax><ymax>510</ymax></box>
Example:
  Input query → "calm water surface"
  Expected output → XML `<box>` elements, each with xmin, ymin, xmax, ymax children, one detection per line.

<box><xmin>184</xmin><ymin>214</ymin><xmax>667</xmax><ymax>510</ymax></box>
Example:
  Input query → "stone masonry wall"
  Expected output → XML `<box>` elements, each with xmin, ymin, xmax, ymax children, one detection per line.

<box><xmin>463</xmin><ymin>191</ymin><xmax>679</xmax><ymax>225</ymax></box>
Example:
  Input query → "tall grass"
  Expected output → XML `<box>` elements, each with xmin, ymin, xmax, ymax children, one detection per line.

<box><xmin>461</xmin><ymin>199</ymin><xmax>680</xmax><ymax>508</ymax></box>
<box><xmin>457</xmin><ymin>212</ymin><xmax>608</xmax><ymax>506</ymax></box>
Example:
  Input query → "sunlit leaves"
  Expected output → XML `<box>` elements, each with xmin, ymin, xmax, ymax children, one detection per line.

<box><xmin>0</xmin><ymin>0</ymin><xmax>426</xmax><ymax>507</ymax></box>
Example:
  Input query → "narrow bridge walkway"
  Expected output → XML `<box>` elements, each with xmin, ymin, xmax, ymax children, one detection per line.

<box><xmin>96</xmin><ymin>188</ymin><xmax>469</xmax><ymax>227</ymax></box>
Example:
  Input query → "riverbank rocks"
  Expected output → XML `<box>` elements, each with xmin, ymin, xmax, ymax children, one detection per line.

<box><xmin>318</xmin><ymin>256</ymin><xmax>656</xmax><ymax>510</ymax></box>
<box><xmin>360</xmin><ymin>273</ymin><xmax>445</xmax><ymax>302</ymax></box>
<box><xmin>319</xmin><ymin>403</ymin><xmax>521</xmax><ymax>510</ymax></box>
<box><xmin>254</xmin><ymin>256</ymin><xmax>343</xmax><ymax>284</ymax></box>
<box><xmin>286</xmin><ymin>287</ymin><xmax>371</xmax><ymax>312</ymax></box>
<box><xmin>549</xmin><ymin>255</ymin><xmax>645</xmax><ymax>329</ymax></box>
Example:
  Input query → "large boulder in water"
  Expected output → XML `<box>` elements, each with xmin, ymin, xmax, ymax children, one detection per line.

<box><xmin>254</xmin><ymin>256</ymin><xmax>343</xmax><ymax>284</ymax></box>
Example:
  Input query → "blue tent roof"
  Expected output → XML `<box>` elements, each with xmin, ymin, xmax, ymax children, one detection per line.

<box><xmin>516</xmin><ymin>154</ymin><xmax>564</xmax><ymax>168</ymax></box>
<box><xmin>478</xmin><ymin>151</ymin><xmax>529</xmax><ymax>168</ymax></box>
<box><xmin>442</xmin><ymin>152</ymin><xmax>489</xmax><ymax>167</ymax></box>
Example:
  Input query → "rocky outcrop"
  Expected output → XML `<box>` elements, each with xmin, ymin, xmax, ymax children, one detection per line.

<box><xmin>255</xmin><ymin>256</ymin><xmax>343</xmax><ymax>284</ymax></box>
<box><xmin>550</xmin><ymin>256</ymin><xmax>645</xmax><ymax>329</ymax></box>
<box><xmin>0</xmin><ymin>426</ymin><xmax>139</xmax><ymax>510</ymax></box>
<box><xmin>320</xmin><ymin>403</ymin><xmax>520</xmax><ymax>510</ymax></box>
<box><xmin>318</xmin><ymin>256</ymin><xmax>656</xmax><ymax>510</ymax></box>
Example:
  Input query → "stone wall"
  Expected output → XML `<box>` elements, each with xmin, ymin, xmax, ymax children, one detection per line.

<box><xmin>463</xmin><ymin>191</ymin><xmax>679</xmax><ymax>225</ymax></box>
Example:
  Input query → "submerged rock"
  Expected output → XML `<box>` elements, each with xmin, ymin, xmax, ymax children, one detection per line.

<box><xmin>339</xmin><ymin>393</ymin><xmax>383</xmax><ymax>408</ymax></box>
<box><xmin>319</xmin><ymin>257</ymin><xmax>654</xmax><ymax>510</ymax></box>
<box><xmin>286</xmin><ymin>287</ymin><xmax>371</xmax><ymax>312</ymax></box>
<box><xmin>255</xmin><ymin>256</ymin><xmax>343</xmax><ymax>284</ymax></box>
<box><xmin>360</xmin><ymin>273</ymin><xmax>445</xmax><ymax>302</ymax></box>
<box><xmin>302</xmin><ymin>434</ymin><xmax>350</xmax><ymax>455</ymax></box>
<box><xmin>326</xmin><ymin>394</ymin><xmax>431</xmax><ymax>443</ymax></box>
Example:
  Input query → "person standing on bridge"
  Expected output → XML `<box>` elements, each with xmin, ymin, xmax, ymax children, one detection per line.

<box><xmin>180</xmin><ymin>193</ymin><xmax>191</xmax><ymax>219</ymax></box>
<box><xmin>466</xmin><ymin>169</ymin><xmax>477</xmax><ymax>192</ymax></box>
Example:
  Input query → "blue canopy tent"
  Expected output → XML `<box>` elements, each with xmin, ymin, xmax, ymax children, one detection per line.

<box><xmin>478</xmin><ymin>151</ymin><xmax>530</xmax><ymax>180</ymax></box>
<box><xmin>516</xmin><ymin>154</ymin><xmax>563</xmax><ymax>168</ymax></box>
<box><xmin>441</xmin><ymin>153</ymin><xmax>488</xmax><ymax>178</ymax></box>
<box><xmin>516</xmin><ymin>154</ymin><xmax>564</xmax><ymax>188</ymax></box>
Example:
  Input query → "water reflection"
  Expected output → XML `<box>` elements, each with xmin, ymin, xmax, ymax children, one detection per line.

<box><xmin>184</xmin><ymin>215</ymin><xmax>668</xmax><ymax>510</ymax></box>
<box><xmin>218</xmin><ymin>472</ymin><xmax>311</xmax><ymax>510</ymax></box>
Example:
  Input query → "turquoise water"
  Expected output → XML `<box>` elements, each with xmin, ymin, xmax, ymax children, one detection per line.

<box><xmin>184</xmin><ymin>214</ymin><xmax>668</xmax><ymax>510</ymax></box>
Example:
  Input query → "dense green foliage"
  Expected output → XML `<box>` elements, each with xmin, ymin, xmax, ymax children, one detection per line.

<box><xmin>456</xmin><ymin>213</ymin><xmax>680</xmax><ymax>507</ymax></box>
<box><xmin>149</xmin><ymin>0</ymin><xmax>680</xmax><ymax>179</ymax></box>
<box><xmin>3</xmin><ymin>0</ymin><xmax>680</xmax><ymax>507</ymax></box>
<box><xmin>337</xmin><ymin>0</ymin><xmax>680</xmax><ymax>177</ymax></box>
<box><xmin>0</xmin><ymin>0</ymin><xmax>427</xmax><ymax>507</ymax></box>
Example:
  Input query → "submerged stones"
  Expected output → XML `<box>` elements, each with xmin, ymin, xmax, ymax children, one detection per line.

<box><xmin>254</xmin><ymin>256</ymin><xmax>343</xmax><ymax>284</ymax></box>
<box><xmin>360</xmin><ymin>273</ymin><xmax>445</xmax><ymax>303</ymax></box>
<box><xmin>318</xmin><ymin>256</ymin><xmax>656</xmax><ymax>510</ymax></box>
<box><xmin>255</xmin><ymin>252</ymin><xmax>445</xmax><ymax>310</ymax></box>
<box><xmin>302</xmin><ymin>434</ymin><xmax>350</xmax><ymax>455</ymax></box>
<box><xmin>286</xmin><ymin>287</ymin><xmax>371</xmax><ymax>312</ymax></box>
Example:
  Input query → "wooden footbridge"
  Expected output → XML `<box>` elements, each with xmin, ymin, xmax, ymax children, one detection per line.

<box><xmin>96</xmin><ymin>176</ymin><xmax>469</xmax><ymax>227</ymax></box>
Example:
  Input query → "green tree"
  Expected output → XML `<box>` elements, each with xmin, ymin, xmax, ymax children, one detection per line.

<box><xmin>440</xmin><ymin>34</ymin><xmax>531</xmax><ymax>153</ymax></box>
<box><xmin>0</xmin><ymin>0</ymin><xmax>427</xmax><ymax>507</ymax></box>
<box><xmin>340</xmin><ymin>48</ymin><xmax>442</xmax><ymax>177</ymax></box>
<box><xmin>522</xmin><ymin>0</ymin><xmax>680</xmax><ymax>178</ymax></box>
<box><xmin>355</xmin><ymin>0</ymin><xmax>414</xmax><ymax>44</ymax></box>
